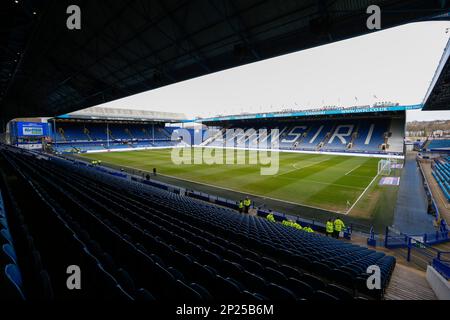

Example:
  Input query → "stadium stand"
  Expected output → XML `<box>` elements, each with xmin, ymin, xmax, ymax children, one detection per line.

<box><xmin>205</xmin><ymin>118</ymin><xmax>401</xmax><ymax>155</ymax></box>
<box><xmin>52</xmin><ymin>122</ymin><xmax>178</xmax><ymax>153</ymax></box>
<box><xmin>0</xmin><ymin>145</ymin><xmax>396</xmax><ymax>300</ymax></box>
<box><xmin>432</xmin><ymin>157</ymin><xmax>450</xmax><ymax>202</ymax></box>
<box><xmin>426</xmin><ymin>140</ymin><xmax>450</xmax><ymax>151</ymax></box>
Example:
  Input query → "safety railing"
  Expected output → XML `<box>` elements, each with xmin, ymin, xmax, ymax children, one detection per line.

<box><xmin>405</xmin><ymin>237</ymin><xmax>441</xmax><ymax>271</ymax></box>
<box><xmin>367</xmin><ymin>227</ymin><xmax>386</xmax><ymax>247</ymax></box>
<box><xmin>385</xmin><ymin>226</ymin><xmax>449</xmax><ymax>247</ymax></box>
<box><xmin>433</xmin><ymin>251</ymin><xmax>450</xmax><ymax>280</ymax></box>
<box><xmin>384</xmin><ymin>226</ymin><xmax>449</xmax><ymax>271</ymax></box>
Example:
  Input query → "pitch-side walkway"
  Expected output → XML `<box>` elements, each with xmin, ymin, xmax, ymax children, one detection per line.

<box><xmin>392</xmin><ymin>152</ymin><xmax>435</xmax><ymax>234</ymax></box>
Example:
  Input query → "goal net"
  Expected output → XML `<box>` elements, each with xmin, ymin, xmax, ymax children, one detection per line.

<box><xmin>378</xmin><ymin>159</ymin><xmax>391</xmax><ymax>176</ymax></box>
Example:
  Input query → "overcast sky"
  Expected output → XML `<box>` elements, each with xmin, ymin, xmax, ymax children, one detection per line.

<box><xmin>94</xmin><ymin>21</ymin><xmax>450</xmax><ymax>122</ymax></box>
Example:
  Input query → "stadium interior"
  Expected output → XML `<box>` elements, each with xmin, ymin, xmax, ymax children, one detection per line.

<box><xmin>0</xmin><ymin>0</ymin><xmax>450</xmax><ymax>305</ymax></box>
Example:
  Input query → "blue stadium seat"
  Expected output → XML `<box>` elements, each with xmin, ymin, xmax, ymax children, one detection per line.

<box><xmin>312</xmin><ymin>290</ymin><xmax>339</xmax><ymax>300</ymax></box>
<box><xmin>0</xmin><ymin>217</ymin><xmax>7</xmax><ymax>228</ymax></box>
<box><xmin>262</xmin><ymin>283</ymin><xmax>297</xmax><ymax>301</ymax></box>
<box><xmin>2</xmin><ymin>244</ymin><xmax>18</xmax><ymax>265</ymax></box>
<box><xmin>1</xmin><ymin>228</ymin><xmax>13</xmax><ymax>244</ymax></box>
<box><xmin>190</xmin><ymin>283</ymin><xmax>213</xmax><ymax>301</ymax></box>
<box><xmin>135</xmin><ymin>288</ymin><xmax>156</xmax><ymax>301</ymax></box>
<box><xmin>323</xmin><ymin>284</ymin><xmax>354</xmax><ymax>300</ymax></box>
<box><xmin>174</xmin><ymin>280</ymin><xmax>203</xmax><ymax>301</ymax></box>
<box><xmin>3</xmin><ymin>264</ymin><xmax>25</xmax><ymax>300</ymax></box>
<box><xmin>285</xmin><ymin>278</ymin><xmax>314</xmax><ymax>299</ymax></box>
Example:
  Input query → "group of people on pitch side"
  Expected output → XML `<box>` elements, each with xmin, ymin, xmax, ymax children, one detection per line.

<box><xmin>266</xmin><ymin>212</ymin><xmax>314</xmax><ymax>233</ymax></box>
<box><xmin>237</xmin><ymin>197</ymin><xmax>252</xmax><ymax>214</ymax></box>
<box><xmin>326</xmin><ymin>217</ymin><xmax>345</xmax><ymax>239</ymax></box>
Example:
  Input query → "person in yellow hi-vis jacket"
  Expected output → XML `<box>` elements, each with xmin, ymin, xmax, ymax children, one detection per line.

<box><xmin>333</xmin><ymin>217</ymin><xmax>345</xmax><ymax>239</ymax></box>
<box><xmin>266</xmin><ymin>212</ymin><xmax>275</xmax><ymax>222</ymax></box>
<box><xmin>238</xmin><ymin>200</ymin><xmax>244</xmax><ymax>213</ymax></box>
<box><xmin>326</xmin><ymin>219</ymin><xmax>334</xmax><ymax>237</ymax></box>
<box><xmin>243</xmin><ymin>197</ymin><xmax>251</xmax><ymax>213</ymax></box>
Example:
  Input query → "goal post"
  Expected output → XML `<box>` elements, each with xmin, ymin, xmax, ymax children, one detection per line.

<box><xmin>378</xmin><ymin>159</ymin><xmax>391</xmax><ymax>176</ymax></box>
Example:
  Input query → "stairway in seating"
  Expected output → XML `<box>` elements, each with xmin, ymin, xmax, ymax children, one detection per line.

<box><xmin>422</xmin><ymin>138</ymin><xmax>431</xmax><ymax>150</ymax></box>
<box><xmin>200</xmin><ymin>128</ymin><xmax>226</xmax><ymax>146</ymax></box>
<box><xmin>347</xmin><ymin>233</ymin><xmax>436</xmax><ymax>300</ymax></box>
<box><xmin>386</xmin><ymin>119</ymin><xmax>404</xmax><ymax>153</ymax></box>
<box><xmin>124</xmin><ymin>128</ymin><xmax>134</xmax><ymax>139</ymax></box>
<box><xmin>270</xmin><ymin>126</ymin><xmax>288</xmax><ymax>147</ymax></box>
<box><xmin>348</xmin><ymin>124</ymin><xmax>360</xmax><ymax>150</ymax></box>
<box><xmin>159</xmin><ymin>127</ymin><xmax>171</xmax><ymax>139</ymax></box>
<box><xmin>83</xmin><ymin>128</ymin><xmax>92</xmax><ymax>141</ymax></box>
<box><xmin>296</xmin><ymin>127</ymin><xmax>312</xmax><ymax>148</ymax></box>
<box><xmin>142</xmin><ymin>128</ymin><xmax>150</xmax><ymax>139</ymax></box>
<box><xmin>433</xmin><ymin>241</ymin><xmax>450</xmax><ymax>252</ymax></box>
<box><xmin>317</xmin><ymin>126</ymin><xmax>335</xmax><ymax>150</ymax></box>
<box><xmin>384</xmin><ymin>264</ymin><xmax>436</xmax><ymax>300</ymax></box>
<box><xmin>106</xmin><ymin>129</ymin><xmax>115</xmax><ymax>140</ymax></box>
<box><xmin>57</xmin><ymin>128</ymin><xmax>67</xmax><ymax>142</ymax></box>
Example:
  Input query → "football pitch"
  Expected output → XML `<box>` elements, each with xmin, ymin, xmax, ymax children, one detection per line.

<box><xmin>81</xmin><ymin>148</ymin><xmax>387</xmax><ymax>214</ymax></box>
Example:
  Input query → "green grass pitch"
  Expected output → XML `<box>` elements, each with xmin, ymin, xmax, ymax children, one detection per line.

<box><xmin>81</xmin><ymin>148</ymin><xmax>381</xmax><ymax>214</ymax></box>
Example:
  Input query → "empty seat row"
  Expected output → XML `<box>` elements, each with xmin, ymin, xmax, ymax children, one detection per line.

<box><xmin>0</xmin><ymin>189</ymin><xmax>26</xmax><ymax>300</ymax></box>
<box><xmin>0</xmin><ymin>146</ymin><xmax>396</xmax><ymax>300</ymax></box>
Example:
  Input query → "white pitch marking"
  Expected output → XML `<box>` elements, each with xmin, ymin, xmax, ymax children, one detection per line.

<box><xmin>345</xmin><ymin>173</ymin><xmax>380</xmax><ymax>215</ymax></box>
<box><xmin>275</xmin><ymin>158</ymin><xmax>331</xmax><ymax>177</ymax></box>
<box><xmin>345</xmin><ymin>164</ymin><xmax>362</xmax><ymax>176</ymax></box>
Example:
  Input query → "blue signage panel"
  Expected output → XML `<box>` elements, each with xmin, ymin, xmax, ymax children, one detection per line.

<box><xmin>16</xmin><ymin>122</ymin><xmax>48</xmax><ymax>137</ymax></box>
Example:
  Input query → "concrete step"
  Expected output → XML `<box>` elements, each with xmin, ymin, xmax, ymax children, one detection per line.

<box><xmin>385</xmin><ymin>264</ymin><xmax>436</xmax><ymax>300</ymax></box>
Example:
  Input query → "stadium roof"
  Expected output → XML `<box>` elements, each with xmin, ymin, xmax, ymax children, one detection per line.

<box><xmin>422</xmin><ymin>35</ymin><xmax>450</xmax><ymax>111</ymax></box>
<box><xmin>1</xmin><ymin>1</ymin><xmax>449</xmax><ymax>125</ymax></box>
<box><xmin>199</xmin><ymin>104</ymin><xmax>422</xmax><ymax>123</ymax></box>
<box><xmin>55</xmin><ymin>107</ymin><xmax>187</xmax><ymax>122</ymax></box>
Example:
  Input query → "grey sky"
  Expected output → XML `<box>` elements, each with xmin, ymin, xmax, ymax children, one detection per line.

<box><xmin>95</xmin><ymin>21</ymin><xmax>450</xmax><ymax>122</ymax></box>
